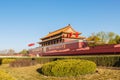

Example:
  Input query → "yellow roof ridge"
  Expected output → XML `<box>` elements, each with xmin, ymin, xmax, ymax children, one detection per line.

<box><xmin>49</xmin><ymin>24</ymin><xmax>71</xmax><ymax>34</ymax></box>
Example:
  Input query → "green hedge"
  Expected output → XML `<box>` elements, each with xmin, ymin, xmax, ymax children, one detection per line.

<box><xmin>34</xmin><ymin>58</ymin><xmax>57</xmax><ymax>64</ymax></box>
<box><xmin>0</xmin><ymin>55</ymin><xmax>120</xmax><ymax>67</ymax></box>
<box><xmin>2</xmin><ymin>58</ymin><xmax>16</xmax><ymax>64</ymax></box>
<box><xmin>34</xmin><ymin>56</ymin><xmax>120</xmax><ymax>67</ymax></box>
<box><xmin>54</xmin><ymin>55</ymin><xmax>120</xmax><ymax>67</ymax></box>
<box><xmin>41</xmin><ymin>59</ymin><xmax>96</xmax><ymax>77</ymax></box>
<box><xmin>0</xmin><ymin>69</ymin><xmax>15</xmax><ymax>80</ymax></box>
<box><xmin>72</xmin><ymin>56</ymin><xmax>120</xmax><ymax>67</ymax></box>
<box><xmin>9</xmin><ymin>59</ymin><xmax>37</xmax><ymax>67</ymax></box>
<box><xmin>0</xmin><ymin>57</ymin><xmax>56</xmax><ymax>65</ymax></box>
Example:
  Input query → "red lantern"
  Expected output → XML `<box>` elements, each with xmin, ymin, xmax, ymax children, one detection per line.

<box><xmin>69</xmin><ymin>32</ymin><xmax>72</xmax><ymax>37</ymax></box>
<box><xmin>75</xmin><ymin>32</ymin><xmax>79</xmax><ymax>38</ymax></box>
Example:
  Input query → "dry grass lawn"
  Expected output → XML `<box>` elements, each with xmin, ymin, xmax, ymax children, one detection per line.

<box><xmin>0</xmin><ymin>64</ymin><xmax>120</xmax><ymax>80</ymax></box>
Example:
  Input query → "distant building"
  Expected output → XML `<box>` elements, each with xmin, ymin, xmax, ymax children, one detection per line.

<box><xmin>29</xmin><ymin>24</ymin><xmax>86</xmax><ymax>56</ymax></box>
<box><xmin>38</xmin><ymin>24</ymin><xmax>85</xmax><ymax>46</ymax></box>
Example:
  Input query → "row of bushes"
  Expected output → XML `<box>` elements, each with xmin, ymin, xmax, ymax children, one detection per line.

<box><xmin>66</xmin><ymin>56</ymin><xmax>120</xmax><ymax>67</ymax></box>
<box><xmin>0</xmin><ymin>69</ymin><xmax>15</xmax><ymax>80</ymax></box>
<box><xmin>0</xmin><ymin>58</ymin><xmax>56</xmax><ymax>65</ymax></box>
<box><xmin>0</xmin><ymin>58</ymin><xmax>56</xmax><ymax>67</ymax></box>
<box><xmin>50</xmin><ymin>55</ymin><xmax>120</xmax><ymax>67</ymax></box>
<box><xmin>0</xmin><ymin>55</ymin><xmax>120</xmax><ymax>67</ymax></box>
<box><xmin>9</xmin><ymin>59</ymin><xmax>37</xmax><ymax>67</ymax></box>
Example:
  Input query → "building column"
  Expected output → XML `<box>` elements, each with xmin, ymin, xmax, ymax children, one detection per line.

<box><xmin>58</xmin><ymin>39</ymin><xmax>61</xmax><ymax>43</ymax></box>
<box><xmin>45</xmin><ymin>42</ymin><xmax>47</xmax><ymax>46</ymax></box>
<box><xmin>55</xmin><ymin>39</ymin><xmax>56</xmax><ymax>44</ymax></box>
<box><xmin>57</xmin><ymin>39</ymin><xmax>59</xmax><ymax>43</ymax></box>
<box><xmin>51</xmin><ymin>40</ymin><xmax>53</xmax><ymax>45</ymax></box>
<box><xmin>62</xmin><ymin>39</ymin><xmax>64</xmax><ymax>43</ymax></box>
<box><xmin>54</xmin><ymin>39</ymin><xmax>56</xmax><ymax>44</ymax></box>
<box><xmin>44</xmin><ymin>43</ymin><xmax>45</xmax><ymax>46</ymax></box>
<box><xmin>49</xmin><ymin>41</ymin><xmax>51</xmax><ymax>45</ymax></box>
<box><xmin>53</xmin><ymin>40</ymin><xmax>55</xmax><ymax>44</ymax></box>
<box><xmin>47</xmin><ymin>42</ymin><xmax>48</xmax><ymax>46</ymax></box>
<box><xmin>48</xmin><ymin>41</ymin><xmax>50</xmax><ymax>45</ymax></box>
<box><xmin>42</xmin><ymin>43</ymin><xmax>44</xmax><ymax>46</ymax></box>
<box><xmin>43</xmin><ymin>43</ymin><xmax>44</xmax><ymax>46</ymax></box>
<box><xmin>55</xmin><ymin>39</ymin><xmax>57</xmax><ymax>44</ymax></box>
<box><xmin>60</xmin><ymin>39</ymin><xmax>62</xmax><ymax>43</ymax></box>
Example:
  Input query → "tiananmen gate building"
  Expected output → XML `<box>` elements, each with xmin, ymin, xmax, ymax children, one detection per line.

<box><xmin>38</xmin><ymin>24</ymin><xmax>85</xmax><ymax>47</ymax></box>
<box><xmin>29</xmin><ymin>24</ymin><xmax>87</xmax><ymax>56</ymax></box>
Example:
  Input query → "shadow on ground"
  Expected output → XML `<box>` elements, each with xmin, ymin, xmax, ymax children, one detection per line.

<box><xmin>36</xmin><ymin>68</ymin><xmax>43</xmax><ymax>74</ymax></box>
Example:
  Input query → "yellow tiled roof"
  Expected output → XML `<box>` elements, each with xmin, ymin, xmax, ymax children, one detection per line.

<box><xmin>41</xmin><ymin>24</ymin><xmax>81</xmax><ymax>39</ymax></box>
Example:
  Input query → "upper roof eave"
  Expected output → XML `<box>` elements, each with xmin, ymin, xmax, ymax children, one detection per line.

<box><xmin>40</xmin><ymin>24</ymin><xmax>82</xmax><ymax>40</ymax></box>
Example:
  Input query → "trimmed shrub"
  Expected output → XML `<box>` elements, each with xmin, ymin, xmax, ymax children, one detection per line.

<box><xmin>0</xmin><ymin>69</ymin><xmax>15</xmax><ymax>80</ymax></box>
<box><xmin>41</xmin><ymin>59</ymin><xmax>96</xmax><ymax>77</ymax></box>
<box><xmin>2</xmin><ymin>58</ymin><xmax>16</xmax><ymax>64</ymax></box>
<box><xmin>9</xmin><ymin>59</ymin><xmax>37</xmax><ymax>67</ymax></box>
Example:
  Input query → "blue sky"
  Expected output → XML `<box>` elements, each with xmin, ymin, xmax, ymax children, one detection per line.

<box><xmin>0</xmin><ymin>0</ymin><xmax>120</xmax><ymax>52</ymax></box>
